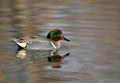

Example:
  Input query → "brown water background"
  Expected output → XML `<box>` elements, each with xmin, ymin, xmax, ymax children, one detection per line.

<box><xmin>0</xmin><ymin>0</ymin><xmax>120</xmax><ymax>83</ymax></box>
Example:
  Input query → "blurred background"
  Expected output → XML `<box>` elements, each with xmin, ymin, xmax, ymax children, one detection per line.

<box><xmin>0</xmin><ymin>0</ymin><xmax>120</xmax><ymax>83</ymax></box>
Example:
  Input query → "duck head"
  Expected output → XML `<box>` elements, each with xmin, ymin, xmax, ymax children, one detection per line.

<box><xmin>47</xmin><ymin>28</ymin><xmax>70</xmax><ymax>42</ymax></box>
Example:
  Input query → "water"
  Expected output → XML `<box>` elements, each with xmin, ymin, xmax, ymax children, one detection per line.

<box><xmin>0</xmin><ymin>0</ymin><xmax>120</xmax><ymax>83</ymax></box>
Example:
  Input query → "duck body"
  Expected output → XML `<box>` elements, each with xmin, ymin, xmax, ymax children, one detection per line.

<box><xmin>13</xmin><ymin>28</ymin><xmax>70</xmax><ymax>50</ymax></box>
<box><xmin>14</xmin><ymin>36</ymin><xmax>56</xmax><ymax>50</ymax></box>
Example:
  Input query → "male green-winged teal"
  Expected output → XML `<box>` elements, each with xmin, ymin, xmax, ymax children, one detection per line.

<box><xmin>13</xmin><ymin>28</ymin><xmax>70</xmax><ymax>50</ymax></box>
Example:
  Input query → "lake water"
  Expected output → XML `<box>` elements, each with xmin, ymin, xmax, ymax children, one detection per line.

<box><xmin>0</xmin><ymin>0</ymin><xmax>120</xmax><ymax>83</ymax></box>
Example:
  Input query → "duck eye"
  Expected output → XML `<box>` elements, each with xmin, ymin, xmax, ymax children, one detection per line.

<box><xmin>56</xmin><ymin>30</ymin><xmax>61</xmax><ymax>35</ymax></box>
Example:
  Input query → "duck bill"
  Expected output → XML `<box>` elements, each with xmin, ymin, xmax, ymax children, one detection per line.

<box><xmin>63</xmin><ymin>37</ymin><xmax>70</xmax><ymax>42</ymax></box>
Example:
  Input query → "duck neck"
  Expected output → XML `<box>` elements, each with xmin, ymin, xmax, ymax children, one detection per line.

<box><xmin>52</xmin><ymin>41</ymin><xmax>60</xmax><ymax>49</ymax></box>
<box><xmin>56</xmin><ymin>41</ymin><xmax>61</xmax><ymax>49</ymax></box>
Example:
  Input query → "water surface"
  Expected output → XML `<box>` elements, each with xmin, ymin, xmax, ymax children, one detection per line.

<box><xmin>0</xmin><ymin>0</ymin><xmax>120</xmax><ymax>83</ymax></box>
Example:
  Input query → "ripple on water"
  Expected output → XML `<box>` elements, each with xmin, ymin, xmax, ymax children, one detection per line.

<box><xmin>45</xmin><ymin>57</ymin><xmax>83</xmax><ymax>73</ymax></box>
<box><xmin>99</xmin><ymin>79</ymin><xmax>120</xmax><ymax>83</ymax></box>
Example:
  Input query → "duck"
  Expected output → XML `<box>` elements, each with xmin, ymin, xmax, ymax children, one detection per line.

<box><xmin>13</xmin><ymin>28</ymin><xmax>70</xmax><ymax>50</ymax></box>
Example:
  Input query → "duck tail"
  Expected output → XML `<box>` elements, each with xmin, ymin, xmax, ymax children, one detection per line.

<box><xmin>12</xmin><ymin>38</ymin><xmax>27</xmax><ymax>49</ymax></box>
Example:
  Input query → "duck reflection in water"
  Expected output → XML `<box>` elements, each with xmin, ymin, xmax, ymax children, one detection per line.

<box><xmin>16</xmin><ymin>49</ymin><xmax>27</xmax><ymax>59</ymax></box>
<box><xmin>47</xmin><ymin>49</ymin><xmax>70</xmax><ymax>68</ymax></box>
<box><xmin>16</xmin><ymin>49</ymin><xmax>70</xmax><ymax>68</ymax></box>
